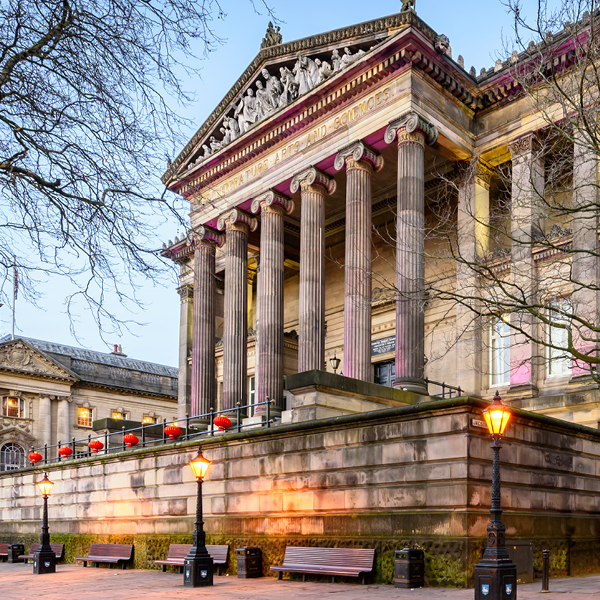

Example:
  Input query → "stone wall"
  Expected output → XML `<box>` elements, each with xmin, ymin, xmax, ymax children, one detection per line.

<box><xmin>1</xmin><ymin>398</ymin><xmax>600</xmax><ymax>586</ymax></box>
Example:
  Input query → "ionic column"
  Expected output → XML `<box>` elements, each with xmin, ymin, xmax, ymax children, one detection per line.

<box><xmin>177</xmin><ymin>284</ymin><xmax>193</xmax><ymax>419</ymax></box>
<box><xmin>56</xmin><ymin>396</ymin><xmax>71</xmax><ymax>443</ymax></box>
<box><xmin>217</xmin><ymin>208</ymin><xmax>258</xmax><ymax>410</ymax></box>
<box><xmin>251</xmin><ymin>191</ymin><xmax>294</xmax><ymax>409</ymax></box>
<box><xmin>291</xmin><ymin>167</ymin><xmax>336</xmax><ymax>372</ymax></box>
<box><xmin>190</xmin><ymin>226</ymin><xmax>225</xmax><ymax>417</ymax></box>
<box><xmin>508</xmin><ymin>133</ymin><xmax>544</xmax><ymax>392</ymax></box>
<box><xmin>38</xmin><ymin>395</ymin><xmax>52</xmax><ymax>448</ymax></box>
<box><xmin>385</xmin><ymin>112</ymin><xmax>438</xmax><ymax>393</ymax></box>
<box><xmin>334</xmin><ymin>141</ymin><xmax>384</xmax><ymax>381</ymax></box>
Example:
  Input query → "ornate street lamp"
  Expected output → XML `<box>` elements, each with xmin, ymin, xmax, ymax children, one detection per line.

<box><xmin>183</xmin><ymin>448</ymin><xmax>213</xmax><ymax>587</ymax></box>
<box><xmin>474</xmin><ymin>392</ymin><xmax>517</xmax><ymax>600</ymax></box>
<box><xmin>329</xmin><ymin>354</ymin><xmax>341</xmax><ymax>375</ymax></box>
<box><xmin>33</xmin><ymin>473</ymin><xmax>56</xmax><ymax>574</ymax></box>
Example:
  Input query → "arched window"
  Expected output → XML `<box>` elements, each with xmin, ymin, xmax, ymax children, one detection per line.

<box><xmin>0</xmin><ymin>442</ymin><xmax>26</xmax><ymax>471</ymax></box>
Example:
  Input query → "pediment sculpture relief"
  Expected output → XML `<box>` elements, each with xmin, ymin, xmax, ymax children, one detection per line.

<box><xmin>0</xmin><ymin>340</ymin><xmax>75</xmax><ymax>379</ymax></box>
<box><xmin>190</xmin><ymin>44</ymin><xmax>370</xmax><ymax>168</ymax></box>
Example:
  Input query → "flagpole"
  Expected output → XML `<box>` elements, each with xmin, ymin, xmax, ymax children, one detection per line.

<box><xmin>11</xmin><ymin>256</ymin><xmax>16</xmax><ymax>340</ymax></box>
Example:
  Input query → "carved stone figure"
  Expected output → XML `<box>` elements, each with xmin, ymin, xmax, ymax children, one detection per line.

<box><xmin>401</xmin><ymin>0</ymin><xmax>415</xmax><ymax>11</ymax></box>
<box><xmin>279</xmin><ymin>66</ymin><xmax>298</xmax><ymax>104</ymax></box>
<box><xmin>225</xmin><ymin>116</ymin><xmax>240</xmax><ymax>141</ymax></box>
<box><xmin>293</xmin><ymin>54</ymin><xmax>312</xmax><ymax>95</ymax></box>
<box><xmin>255</xmin><ymin>80</ymin><xmax>274</xmax><ymax>120</ymax></box>
<box><xmin>307</xmin><ymin>56</ymin><xmax>320</xmax><ymax>88</ymax></box>
<box><xmin>434</xmin><ymin>34</ymin><xmax>450</xmax><ymax>55</ymax></box>
<box><xmin>262</xmin><ymin>68</ymin><xmax>281</xmax><ymax>110</ymax></box>
<box><xmin>340</xmin><ymin>46</ymin><xmax>365</xmax><ymax>69</ymax></box>
<box><xmin>235</xmin><ymin>89</ymin><xmax>258</xmax><ymax>133</ymax></box>
<box><xmin>260</xmin><ymin>21</ymin><xmax>282</xmax><ymax>49</ymax></box>
<box><xmin>202</xmin><ymin>144</ymin><xmax>212</xmax><ymax>158</ymax></box>
<box><xmin>220</xmin><ymin>126</ymin><xmax>231</xmax><ymax>146</ymax></box>
<box><xmin>209</xmin><ymin>136</ymin><xmax>222</xmax><ymax>152</ymax></box>
<box><xmin>331</xmin><ymin>49</ymin><xmax>341</xmax><ymax>72</ymax></box>
<box><xmin>315</xmin><ymin>58</ymin><xmax>332</xmax><ymax>83</ymax></box>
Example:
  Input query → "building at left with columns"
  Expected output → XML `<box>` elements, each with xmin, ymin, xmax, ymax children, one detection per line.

<box><xmin>0</xmin><ymin>335</ymin><xmax>178</xmax><ymax>470</ymax></box>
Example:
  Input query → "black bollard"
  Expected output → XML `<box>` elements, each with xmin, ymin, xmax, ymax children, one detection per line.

<box><xmin>541</xmin><ymin>549</ymin><xmax>550</xmax><ymax>592</ymax></box>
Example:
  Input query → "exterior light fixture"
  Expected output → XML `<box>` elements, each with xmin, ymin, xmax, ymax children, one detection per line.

<box><xmin>329</xmin><ymin>354</ymin><xmax>341</xmax><ymax>375</ymax></box>
<box><xmin>33</xmin><ymin>473</ymin><xmax>56</xmax><ymax>574</ymax></box>
<box><xmin>183</xmin><ymin>448</ymin><xmax>213</xmax><ymax>587</ymax></box>
<box><xmin>474</xmin><ymin>391</ymin><xmax>517</xmax><ymax>600</ymax></box>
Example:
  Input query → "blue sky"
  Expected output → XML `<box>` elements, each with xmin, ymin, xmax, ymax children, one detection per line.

<box><xmin>2</xmin><ymin>0</ymin><xmax>555</xmax><ymax>366</ymax></box>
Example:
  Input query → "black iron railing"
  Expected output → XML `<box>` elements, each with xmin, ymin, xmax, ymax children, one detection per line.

<box><xmin>424</xmin><ymin>378</ymin><xmax>463</xmax><ymax>398</ymax></box>
<box><xmin>27</xmin><ymin>399</ymin><xmax>276</xmax><ymax>467</ymax></box>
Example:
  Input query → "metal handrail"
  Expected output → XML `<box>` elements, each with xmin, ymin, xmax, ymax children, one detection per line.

<box><xmin>425</xmin><ymin>378</ymin><xmax>463</xmax><ymax>399</ymax></box>
<box><xmin>27</xmin><ymin>398</ymin><xmax>276</xmax><ymax>467</ymax></box>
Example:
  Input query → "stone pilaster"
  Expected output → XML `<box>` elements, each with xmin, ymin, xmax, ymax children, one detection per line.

<box><xmin>177</xmin><ymin>283</ymin><xmax>193</xmax><ymax>419</ymax></box>
<box><xmin>291</xmin><ymin>167</ymin><xmax>336</xmax><ymax>373</ymax></box>
<box><xmin>190</xmin><ymin>225</ymin><xmax>224</xmax><ymax>417</ymax></box>
<box><xmin>56</xmin><ymin>397</ymin><xmax>71</xmax><ymax>444</ymax></box>
<box><xmin>217</xmin><ymin>208</ymin><xmax>258</xmax><ymax>411</ymax></box>
<box><xmin>508</xmin><ymin>133</ymin><xmax>544</xmax><ymax>394</ymax></box>
<box><xmin>455</xmin><ymin>160</ymin><xmax>493</xmax><ymax>396</ymax></box>
<box><xmin>37</xmin><ymin>396</ymin><xmax>52</xmax><ymax>448</ymax></box>
<box><xmin>252</xmin><ymin>191</ymin><xmax>294</xmax><ymax>409</ymax></box>
<box><xmin>385</xmin><ymin>112</ymin><xmax>438</xmax><ymax>393</ymax></box>
<box><xmin>334</xmin><ymin>141</ymin><xmax>384</xmax><ymax>381</ymax></box>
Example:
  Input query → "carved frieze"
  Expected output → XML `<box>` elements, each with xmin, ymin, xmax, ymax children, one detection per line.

<box><xmin>384</xmin><ymin>111</ymin><xmax>438</xmax><ymax>146</ymax></box>
<box><xmin>334</xmin><ymin>140</ymin><xmax>384</xmax><ymax>172</ymax></box>
<box><xmin>217</xmin><ymin>208</ymin><xmax>258</xmax><ymax>233</ymax></box>
<box><xmin>0</xmin><ymin>340</ymin><xmax>77</xmax><ymax>381</ymax></box>
<box><xmin>251</xmin><ymin>190</ymin><xmax>294</xmax><ymax>215</ymax></box>
<box><xmin>290</xmin><ymin>166</ymin><xmax>336</xmax><ymax>195</ymax></box>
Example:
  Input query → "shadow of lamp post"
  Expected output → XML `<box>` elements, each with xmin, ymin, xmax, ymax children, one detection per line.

<box><xmin>183</xmin><ymin>448</ymin><xmax>213</xmax><ymax>587</ymax></box>
<box><xmin>474</xmin><ymin>391</ymin><xmax>517</xmax><ymax>599</ymax></box>
<box><xmin>33</xmin><ymin>473</ymin><xmax>56</xmax><ymax>574</ymax></box>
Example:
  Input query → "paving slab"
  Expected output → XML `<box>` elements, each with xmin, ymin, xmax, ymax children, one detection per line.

<box><xmin>1</xmin><ymin>563</ymin><xmax>599</xmax><ymax>599</ymax></box>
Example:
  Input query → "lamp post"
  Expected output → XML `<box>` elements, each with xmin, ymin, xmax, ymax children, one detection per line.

<box><xmin>474</xmin><ymin>391</ymin><xmax>517</xmax><ymax>600</ymax></box>
<box><xmin>183</xmin><ymin>448</ymin><xmax>213</xmax><ymax>587</ymax></box>
<box><xmin>33</xmin><ymin>473</ymin><xmax>56</xmax><ymax>574</ymax></box>
<box><xmin>329</xmin><ymin>354</ymin><xmax>340</xmax><ymax>375</ymax></box>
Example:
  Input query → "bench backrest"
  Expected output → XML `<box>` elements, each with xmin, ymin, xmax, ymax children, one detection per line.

<box><xmin>0</xmin><ymin>543</ymin><xmax>8</xmax><ymax>554</ymax></box>
<box><xmin>29</xmin><ymin>544</ymin><xmax>64</xmax><ymax>559</ymax></box>
<box><xmin>282</xmin><ymin>547</ymin><xmax>375</xmax><ymax>570</ymax></box>
<box><xmin>165</xmin><ymin>544</ymin><xmax>228</xmax><ymax>562</ymax></box>
<box><xmin>87</xmin><ymin>543</ymin><xmax>133</xmax><ymax>559</ymax></box>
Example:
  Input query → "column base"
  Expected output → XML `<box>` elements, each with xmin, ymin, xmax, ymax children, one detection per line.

<box><xmin>393</xmin><ymin>378</ymin><xmax>428</xmax><ymax>395</ymax></box>
<box><xmin>183</xmin><ymin>553</ymin><xmax>214</xmax><ymax>587</ymax></box>
<box><xmin>33</xmin><ymin>549</ymin><xmax>56</xmax><ymax>574</ymax></box>
<box><xmin>473</xmin><ymin>558</ymin><xmax>517</xmax><ymax>599</ymax></box>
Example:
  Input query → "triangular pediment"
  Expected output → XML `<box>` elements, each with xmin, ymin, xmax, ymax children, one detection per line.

<box><xmin>0</xmin><ymin>339</ymin><xmax>79</xmax><ymax>381</ymax></box>
<box><xmin>163</xmin><ymin>10</ymin><xmax>440</xmax><ymax>186</ymax></box>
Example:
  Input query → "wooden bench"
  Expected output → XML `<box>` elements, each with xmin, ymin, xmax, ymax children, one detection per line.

<box><xmin>270</xmin><ymin>546</ymin><xmax>375</xmax><ymax>584</ymax></box>
<box><xmin>0</xmin><ymin>543</ymin><xmax>7</xmax><ymax>562</ymax></box>
<box><xmin>76</xmin><ymin>543</ymin><xmax>133</xmax><ymax>569</ymax></box>
<box><xmin>155</xmin><ymin>544</ymin><xmax>229</xmax><ymax>574</ymax></box>
<box><xmin>21</xmin><ymin>544</ymin><xmax>64</xmax><ymax>563</ymax></box>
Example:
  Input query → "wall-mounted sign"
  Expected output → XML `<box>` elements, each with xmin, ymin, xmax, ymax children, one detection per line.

<box><xmin>371</xmin><ymin>335</ymin><xmax>395</xmax><ymax>356</ymax></box>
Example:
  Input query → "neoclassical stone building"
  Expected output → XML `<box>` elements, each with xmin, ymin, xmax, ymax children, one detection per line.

<box><xmin>162</xmin><ymin>10</ymin><xmax>600</xmax><ymax>428</ymax></box>
<box><xmin>0</xmin><ymin>336</ymin><xmax>178</xmax><ymax>469</ymax></box>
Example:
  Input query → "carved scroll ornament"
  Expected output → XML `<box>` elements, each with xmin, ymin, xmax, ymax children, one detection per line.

<box><xmin>193</xmin><ymin>224</ymin><xmax>225</xmax><ymax>248</ymax></box>
<box><xmin>290</xmin><ymin>166</ymin><xmax>336</xmax><ymax>195</ymax></box>
<box><xmin>384</xmin><ymin>111</ymin><xmax>438</xmax><ymax>146</ymax></box>
<box><xmin>217</xmin><ymin>208</ymin><xmax>258</xmax><ymax>233</ymax></box>
<box><xmin>251</xmin><ymin>190</ymin><xmax>294</xmax><ymax>215</ymax></box>
<box><xmin>334</xmin><ymin>140</ymin><xmax>384</xmax><ymax>172</ymax></box>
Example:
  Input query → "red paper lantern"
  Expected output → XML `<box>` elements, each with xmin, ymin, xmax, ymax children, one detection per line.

<box><xmin>123</xmin><ymin>433</ymin><xmax>139</xmax><ymax>448</ymax></box>
<box><xmin>29</xmin><ymin>452</ymin><xmax>43</xmax><ymax>465</ymax></box>
<box><xmin>164</xmin><ymin>425</ymin><xmax>181</xmax><ymax>440</ymax></box>
<box><xmin>58</xmin><ymin>446</ymin><xmax>73</xmax><ymax>459</ymax></box>
<box><xmin>88</xmin><ymin>439</ymin><xmax>104</xmax><ymax>453</ymax></box>
<box><xmin>213</xmin><ymin>415</ymin><xmax>232</xmax><ymax>431</ymax></box>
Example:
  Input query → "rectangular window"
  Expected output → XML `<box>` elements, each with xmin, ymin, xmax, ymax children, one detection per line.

<box><xmin>374</xmin><ymin>361</ymin><xmax>395</xmax><ymax>387</ymax></box>
<box><xmin>248</xmin><ymin>376</ymin><xmax>256</xmax><ymax>406</ymax></box>
<box><xmin>77</xmin><ymin>406</ymin><xmax>93</xmax><ymax>427</ymax></box>
<box><xmin>490</xmin><ymin>316</ymin><xmax>511</xmax><ymax>387</ymax></box>
<box><xmin>548</xmin><ymin>300</ymin><xmax>572</xmax><ymax>378</ymax></box>
<box><xmin>142</xmin><ymin>415</ymin><xmax>156</xmax><ymax>425</ymax></box>
<box><xmin>111</xmin><ymin>411</ymin><xmax>125</xmax><ymax>420</ymax></box>
<box><xmin>2</xmin><ymin>397</ymin><xmax>23</xmax><ymax>418</ymax></box>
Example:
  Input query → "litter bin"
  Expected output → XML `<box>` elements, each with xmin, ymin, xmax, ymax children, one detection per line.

<box><xmin>236</xmin><ymin>547</ymin><xmax>262</xmax><ymax>578</ymax></box>
<box><xmin>394</xmin><ymin>548</ymin><xmax>425</xmax><ymax>588</ymax></box>
<box><xmin>7</xmin><ymin>544</ymin><xmax>25</xmax><ymax>563</ymax></box>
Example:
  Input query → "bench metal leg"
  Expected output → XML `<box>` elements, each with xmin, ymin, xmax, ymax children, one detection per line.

<box><xmin>162</xmin><ymin>565</ymin><xmax>166</xmax><ymax>572</ymax></box>
<box><xmin>83</xmin><ymin>561</ymin><xmax>87</xmax><ymax>568</ymax></box>
<box><xmin>179</xmin><ymin>566</ymin><xmax>183</xmax><ymax>574</ymax></box>
<box><xmin>109</xmin><ymin>564</ymin><xmax>112</xmax><ymax>569</ymax></box>
<box><xmin>361</xmin><ymin>574</ymin><xmax>366</xmax><ymax>585</ymax></box>
<box><xmin>302</xmin><ymin>574</ymin><xmax>307</xmax><ymax>582</ymax></box>
<box><xmin>216</xmin><ymin>566</ymin><xmax>220</xmax><ymax>576</ymax></box>
<box><xmin>122</xmin><ymin>563</ymin><xmax>126</xmax><ymax>570</ymax></box>
<box><xmin>277</xmin><ymin>572</ymin><xmax>282</xmax><ymax>581</ymax></box>
<box><xmin>332</xmin><ymin>576</ymin><xmax>335</xmax><ymax>583</ymax></box>
<box><xmin>95</xmin><ymin>563</ymin><xmax>99</xmax><ymax>568</ymax></box>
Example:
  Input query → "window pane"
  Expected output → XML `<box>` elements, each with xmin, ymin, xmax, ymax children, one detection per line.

<box><xmin>112</xmin><ymin>411</ymin><xmax>124</xmax><ymax>420</ymax></box>
<box><xmin>490</xmin><ymin>318</ymin><xmax>510</xmax><ymax>386</ymax></box>
<box><xmin>77</xmin><ymin>407</ymin><xmax>92</xmax><ymax>427</ymax></box>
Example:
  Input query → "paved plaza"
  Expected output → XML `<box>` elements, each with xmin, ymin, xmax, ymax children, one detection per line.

<box><xmin>1</xmin><ymin>563</ymin><xmax>599</xmax><ymax>599</ymax></box>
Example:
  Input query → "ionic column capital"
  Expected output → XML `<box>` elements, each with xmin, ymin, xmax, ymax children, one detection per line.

<box><xmin>508</xmin><ymin>132</ymin><xmax>540</xmax><ymax>164</ymax></box>
<box><xmin>177</xmin><ymin>283</ymin><xmax>194</xmax><ymax>301</ymax></box>
<box><xmin>290</xmin><ymin>166</ymin><xmax>336</xmax><ymax>196</ymax></box>
<box><xmin>384</xmin><ymin>111</ymin><xmax>438</xmax><ymax>147</ymax></box>
<box><xmin>251</xmin><ymin>190</ymin><xmax>295</xmax><ymax>216</ymax></box>
<box><xmin>217</xmin><ymin>207</ymin><xmax>258</xmax><ymax>233</ymax></box>
<box><xmin>334</xmin><ymin>140</ymin><xmax>384</xmax><ymax>172</ymax></box>
<box><xmin>193</xmin><ymin>224</ymin><xmax>225</xmax><ymax>248</ymax></box>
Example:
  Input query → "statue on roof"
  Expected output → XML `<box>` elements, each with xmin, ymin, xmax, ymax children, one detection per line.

<box><xmin>261</xmin><ymin>21</ymin><xmax>282</xmax><ymax>49</ymax></box>
<box><xmin>401</xmin><ymin>0</ymin><xmax>415</xmax><ymax>11</ymax></box>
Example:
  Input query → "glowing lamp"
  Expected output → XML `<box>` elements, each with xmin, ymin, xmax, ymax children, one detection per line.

<box><xmin>213</xmin><ymin>415</ymin><xmax>231</xmax><ymax>431</ymax></box>
<box><xmin>123</xmin><ymin>433</ymin><xmax>139</xmax><ymax>447</ymax></box>
<box><xmin>58</xmin><ymin>447</ymin><xmax>73</xmax><ymax>459</ymax></box>
<box><xmin>189</xmin><ymin>449</ymin><xmax>210</xmax><ymax>480</ymax></box>
<box><xmin>88</xmin><ymin>439</ymin><xmax>104</xmax><ymax>453</ymax></box>
<box><xmin>164</xmin><ymin>424</ymin><xmax>181</xmax><ymax>440</ymax></box>
<box><xmin>329</xmin><ymin>354</ymin><xmax>341</xmax><ymax>374</ymax></box>
<box><xmin>29</xmin><ymin>451</ymin><xmax>43</xmax><ymax>465</ymax></box>
<box><xmin>482</xmin><ymin>391</ymin><xmax>511</xmax><ymax>437</ymax></box>
<box><xmin>37</xmin><ymin>473</ymin><xmax>54</xmax><ymax>497</ymax></box>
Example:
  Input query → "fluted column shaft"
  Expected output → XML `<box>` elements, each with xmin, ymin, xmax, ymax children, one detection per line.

<box><xmin>56</xmin><ymin>398</ymin><xmax>70</xmax><ymax>443</ymax></box>
<box><xmin>395</xmin><ymin>132</ymin><xmax>426</xmax><ymax>391</ymax></box>
<box><xmin>298</xmin><ymin>183</ymin><xmax>327</xmax><ymax>372</ymax></box>
<box><xmin>177</xmin><ymin>284</ymin><xmax>193</xmax><ymax>419</ymax></box>
<box><xmin>344</xmin><ymin>159</ymin><xmax>374</xmax><ymax>380</ymax></box>
<box><xmin>38</xmin><ymin>396</ymin><xmax>52</xmax><ymax>447</ymax></box>
<box><xmin>223</xmin><ymin>225</ymin><xmax>250</xmax><ymax>410</ymax></box>
<box><xmin>191</xmin><ymin>242</ymin><xmax>217</xmax><ymax>416</ymax></box>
